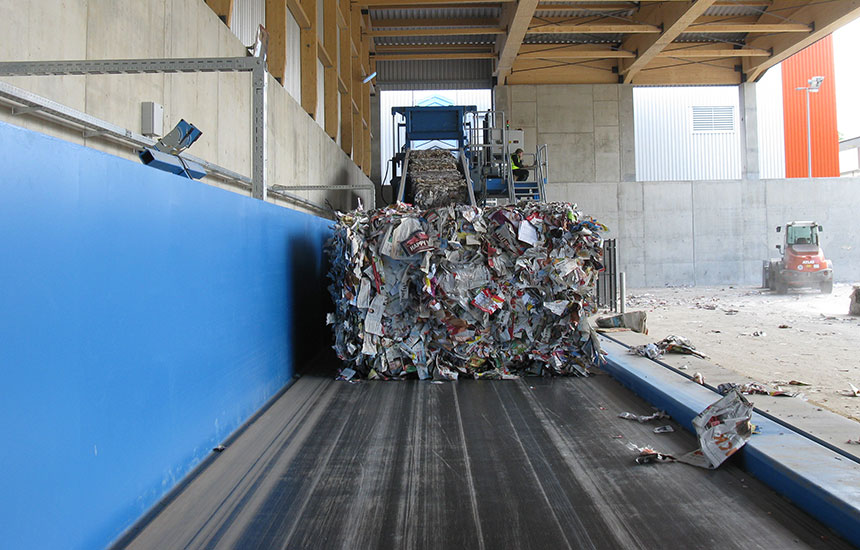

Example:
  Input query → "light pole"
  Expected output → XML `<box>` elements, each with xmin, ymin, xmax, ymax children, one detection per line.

<box><xmin>796</xmin><ymin>76</ymin><xmax>825</xmax><ymax>178</ymax></box>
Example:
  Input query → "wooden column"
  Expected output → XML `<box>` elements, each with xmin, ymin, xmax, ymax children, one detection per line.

<box><xmin>323</xmin><ymin>0</ymin><xmax>339</xmax><ymax>139</ymax></box>
<box><xmin>300</xmin><ymin>0</ymin><xmax>318</xmax><ymax>117</ymax></box>
<box><xmin>265</xmin><ymin>0</ymin><xmax>288</xmax><ymax>84</ymax></box>
<box><xmin>205</xmin><ymin>0</ymin><xmax>234</xmax><ymax>26</ymax></box>
<box><xmin>351</xmin><ymin>5</ymin><xmax>363</xmax><ymax>164</ymax></box>
<box><xmin>339</xmin><ymin>0</ymin><xmax>354</xmax><ymax>156</ymax></box>
<box><xmin>361</xmin><ymin>33</ymin><xmax>372</xmax><ymax>175</ymax></box>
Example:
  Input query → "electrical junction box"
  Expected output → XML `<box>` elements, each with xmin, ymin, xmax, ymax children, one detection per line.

<box><xmin>507</xmin><ymin>129</ymin><xmax>524</xmax><ymax>149</ymax></box>
<box><xmin>141</xmin><ymin>102</ymin><xmax>164</xmax><ymax>138</ymax></box>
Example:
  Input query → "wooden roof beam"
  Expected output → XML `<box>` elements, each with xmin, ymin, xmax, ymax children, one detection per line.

<box><xmin>527</xmin><ymin>20</ymin><xmax>661</xmax><ymax>33</ymax></box>
<box><xmin>318</xmin><ymin>42</ymin><xmax>335</xmax><ymax>67</ymax></box>
<box><xmin>495</xmin><ymin>0</ymin><xmax>542</xmax><ymax>81</ymax></box>
<box><xmin>518</xmin><ymin>44</ymin><xmax>635</xmax><ymax>58</ymax></box>
<box><xmin>266</xmin><ymin>0</ymin><xmax>288</xmax><ymax>84</ymax></box>
<box><xmin>300</xmin><ymin>0</ymin><xmax>319</xmax><ymax>117</ymax></box>
<box><xmin>686</xmin><ymin>22</ymin><xmax>811</xmax><ymax>33</ymax></box>
<box><xmin>205</xmin><ymin>0</ymin><xmax>234</xmax><ymax>27</ymax></box>
<box><xmin>659</xmin><ymin>44</ymin><xmax>770</xmax><ymax>57</ymax></box>
<box><xmin>712</xmin><ymin>0</ymin><xmax>771</xmax><ymax>4</ymax></box>
<box><xmin>619</xmin><ymin>0</ymin><xmax>718</xmax><ymax>84</ymax></box>
<box><xmin>288</xmin><ymin>0</ymin><xmax>312</xmax><ymax>29</ymax></box>
<box><xmin>744</xmin><ymin>0</ymin><xmax>860</xmax><ymax>82</ymax></box>
<box><xmin>507</xmin><ymin>58</ymin><xmax>619</xmax><ymax>85</ymax></box>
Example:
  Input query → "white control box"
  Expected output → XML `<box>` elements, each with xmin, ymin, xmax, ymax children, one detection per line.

<box><xmin>141</xmin><ymin>101</ymin><xmax>164</xmax><ymax>138</ymax></box>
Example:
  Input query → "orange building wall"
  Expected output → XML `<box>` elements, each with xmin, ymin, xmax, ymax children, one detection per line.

<box><xmin>781</xmin><ymin>35</ymin><xmax>839</xmax><ymax>178</ymax></box>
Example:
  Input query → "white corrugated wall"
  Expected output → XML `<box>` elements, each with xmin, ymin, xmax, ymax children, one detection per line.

<box><xmin>634</xmin><ymin>87</ymin><xmax>742</xmax><ymax>181</ymax></box>
<box><xmin>286</xmin><ymin>15</ymin><xmax>301</xmax><ymax>104</ymax></box>
<box><xmin>316</xmin><ymin>60</ymin><xmax>325</xmax><ymax>131</ymax></box>
<box><xmin>379</xmin><ymin>89</ymin><xmax>492</xmax><ymax>185</ymax></box>
<box><xmin>231</xmin><ymin>0</ymin><xmax>265</xmax><ymax>47</ymax></box>
<box><xmin>230</xmin><ymin>0</ymin><xmax>301</xmax><ymax>104</ymax></box>
<box><xmin>756</xmin><ymin>65</ymin><xmax>786</xmax><ymax>179</ymax></box>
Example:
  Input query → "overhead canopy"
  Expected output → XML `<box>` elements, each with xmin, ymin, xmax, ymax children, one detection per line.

<box><xmin>360</xmin><ymin>0</ymin><xmax>860</xmax><ymax>88</ymax></box>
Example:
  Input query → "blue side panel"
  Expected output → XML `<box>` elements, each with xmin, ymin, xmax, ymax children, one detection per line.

<box><xmin>0</xmin><ymin>121</ymin><xmax>333</xmax><ymax>550</ymax></box>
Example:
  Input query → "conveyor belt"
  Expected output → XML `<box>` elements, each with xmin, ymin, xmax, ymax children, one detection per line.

<box><xmin>117</xmin><ymin>369</ymin><xmax>853</xmax><ymax>549</ymax></box>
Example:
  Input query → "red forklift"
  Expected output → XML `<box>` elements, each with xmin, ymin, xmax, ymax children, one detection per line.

<box><xmin>763</xmin><ymin>221</ymin><xmax>833</xmax><ymax>294</ymax></box>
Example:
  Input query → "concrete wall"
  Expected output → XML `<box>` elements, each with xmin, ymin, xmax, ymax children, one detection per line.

<box><xmin>552</xmin><ymin>178</ymin><xmax>860</xmax><ymax>287</ymax></box>
<box><xmin>0</xmin><ymin>0</ymin><xmax>372</xmax><ymax>213</ymax></box>
<box><xmin>494</xmin><ymin>84</ymin><xmax>636</xmax><ymax>187</ymax></box>
<box><xmin>496</xmin><ymin>83</ymin><xmax>856</xmax><ymax>288</ymax></box>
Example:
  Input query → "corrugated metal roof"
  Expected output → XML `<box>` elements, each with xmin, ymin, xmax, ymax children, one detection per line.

<box><xmin>374</xmin><ymin>35</ymin><xmax>497</xmax><ymax>46</ymax></box>
<box><xmin>371</xmin><ymin>25</ymin><xmax>499</xmax><ymax>32</ymax></box>
<box><xmin>704</xmin><ymin>5</ymin><xmax>766</xmax><ymax>17</ymax></box>
<box><xmin>523</xmin><ymin>33</ymin><xmax>623</xmax><ymax>44</ymax></box>
<box><xmin>370</xmin><ymin>7</ymin><xmax>500</xmax><ymax>19</ymax></box>
<box><xmin>376</xmin><ymin>59</ymin><xmax>493</xmax><ymax>90</ymax></box>
<box><xmin>532</xmin><ymin>9</ymin><xmax>636</xmax><ymax>18</ymax></box>
<box><xmin>676</xmin><ymin>33</ymin><xmax>748</xmax><ymax>44</ymax></box>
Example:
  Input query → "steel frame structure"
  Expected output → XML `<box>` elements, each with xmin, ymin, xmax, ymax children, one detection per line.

<box><xmin>0</xmin><ymin>56</ymin><xmax>270</xmax><ymax>200</ymax></box>
<box><xmin>0</xmin><ymin>55</ymin><xmax>374</xmax><ymax>211</ymax></box>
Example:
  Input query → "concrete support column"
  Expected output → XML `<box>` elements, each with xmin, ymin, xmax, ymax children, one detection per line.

<box><xmin>370</xmin><ymin>91</ymin><xmax>382</xmax><ymax>205</ymax></box>
<box><xmin>619</xmin><ymin>84</ymin><xmax>636</xmax><ymax>183</ymax></box>
<box><xmin>740</xmin><ymin>82</ymin><xmax>760</xmax><ymax>180</ymax></box>
<box><xmin>493</xmin><ymin>85</ymin><xmax>511</xmax><ymax>117</ymax></box>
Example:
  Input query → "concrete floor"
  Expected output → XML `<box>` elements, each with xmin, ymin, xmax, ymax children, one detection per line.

<box><xmin>116</xmin><ymin>368</ymin><xmax>853</xmax><ymax>549</ymax></box>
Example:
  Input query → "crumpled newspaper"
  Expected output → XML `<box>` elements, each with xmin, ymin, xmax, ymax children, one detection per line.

<box><xmin>629</xmin><ymin>389</ymin><xmax>754</xmax><ymax>469</ymax></box>
<box><xmin>629</xmin><ymin>335</ymin><xmax>708</xmax><ymax>360</ymax></box>
<box><xmin>680</xmin><ymin>389</ymin><xmax>754</xmax><ymax>468</ymax></box>
<box><xmin>717</xmin><ymin>381</ymin><xmax>798</xmax><ymax>397</ymax></box>
<box><xmin>618</xmin><ymin>411</ymin><xmax>667</xmax><ymax>423</ymax></box>
<box><xmin>326</xmin><ymin>201</ymin><xmax>607</xmax><ymax>380</ymax></box>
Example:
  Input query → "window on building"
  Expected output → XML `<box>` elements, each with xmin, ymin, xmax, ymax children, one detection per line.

<box><xmin>691</xmin><ymin>106</ymin><xmax>735</xmax><ymax>133</ymax></box>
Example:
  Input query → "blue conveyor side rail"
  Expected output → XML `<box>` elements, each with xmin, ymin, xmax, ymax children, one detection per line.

<box><xmin>598</xmin><ymin>336</ymin><xmax>860</xmax><ymax>548</ymax></box>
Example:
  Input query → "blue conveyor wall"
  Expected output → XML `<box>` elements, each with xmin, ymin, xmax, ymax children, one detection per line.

<box><xmin>0</xmin><ymin>121</ymin><xmax>332</xmax><ymax>549</ymax></box>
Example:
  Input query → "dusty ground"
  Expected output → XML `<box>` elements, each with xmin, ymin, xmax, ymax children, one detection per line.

<box><xmin>624</xmin><ymin>283</ymin><xmax>860</xmax><ymax>422</ymax></box>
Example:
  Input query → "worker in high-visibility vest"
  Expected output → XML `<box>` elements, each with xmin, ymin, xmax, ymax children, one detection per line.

<box><xmin>511</xmin><ymin>148</ymin><xmax>533</xmax><ymax>182</ymax></box>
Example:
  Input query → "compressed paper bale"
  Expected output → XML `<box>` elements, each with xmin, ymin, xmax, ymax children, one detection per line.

<box><xmin>326</xmin><ymin>201</ymin><xmax>607</xmax><ymax>380</ymax></box>
<box><xmin>405</xmin><ymin>150</ymin><xmax>468</xmax><ymax>209</ymax></box>
<box><xmin>850</xmin><ymin>286</ymin><xmax>860</xmax><ymax>316</ymax></box>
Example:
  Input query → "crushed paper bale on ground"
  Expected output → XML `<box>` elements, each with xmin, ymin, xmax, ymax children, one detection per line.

<box><xmin>595</xmin><ymin>311</ymin><xmax>648</xmax><ymax>334</ymax></box>
<box><xmin>850</xmin><ymin>286</ymin><xmax>860</xmax><ymax>316</ymax></box>
<box><xmin>326</xmin><ymin>201</ymin><xmax>607</xmax><ymax>380</ymax></box>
